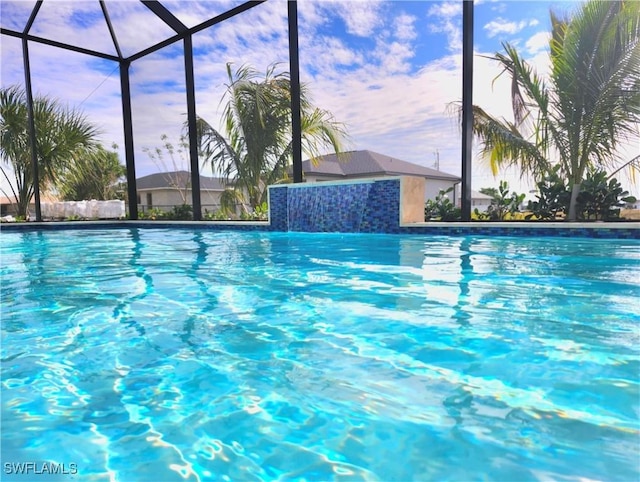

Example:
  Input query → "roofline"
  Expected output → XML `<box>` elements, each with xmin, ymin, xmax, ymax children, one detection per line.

<box><xmin>304</xmin><ymin>171</ymin><xmax>460</xmax><ymax>181</ymax></box>
<box><xmin>136</xmin><ymin>187</ymin><xmax>224</xmax><ymax>192</ymax></box>
<box><xmin>384</xmin><ymin>171</ymin><xmax>460</xmax><ymax>181</ymax></box>
<box><xmin>304</xmin><ymin>151</ymin><xmax>461</xmax><ymax>181</ymax></box>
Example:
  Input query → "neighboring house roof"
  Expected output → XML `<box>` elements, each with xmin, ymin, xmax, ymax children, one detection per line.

<box><xmin>303</xmin><ymin>150</ymin><xmax>461</xmax><ymax>181</ymax></box>
<box><xmin>136</xmin><ymin>171</ymin><xmax>227</xmax><ymax>191</ymax></box>
<box><xmin>471</xmin><ymin>190</ymin><xmax>493</xmax><ymax>200</ymax></box>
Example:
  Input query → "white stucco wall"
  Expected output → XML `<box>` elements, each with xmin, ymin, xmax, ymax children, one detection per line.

<box><xmin>425</xmin><ymin>179</ymin><xmax>457</xmax><ymax>202</ymax></box>
<box><xmin>471</xmin><ymin>199</ymin><xmax>492</xmax><ymax>212</ymax></box>
<box><xmin>138</xmin><ymin>189</ymin><xmax>223</xmax><ymax>211</ymax></box>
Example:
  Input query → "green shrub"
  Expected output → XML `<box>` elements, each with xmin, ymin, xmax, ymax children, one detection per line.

<box><xmin>482</xmin><ymin>181</ymin><xmax>525</xmax><ymax>221</ymax></box>
<box><xmin>577</xmin><ymin>170</ymin><xmax>636</xmax><ymax>221</ymax></box>
<box><xmin>240</xmin><ymin>202</ymin><xmax>269</xmax><ymax>221</ymax></box>
<box><xmin>253</xmin><ymin>202</ymin><xmax>269</xmax><ymax>220</ymax></box>
<box><xmin>167</xmin><ymin>204</ymin><xmax>193</xmax><ymax>220</ymax></box>
<box><xmin>139</xmin><ymin>208</ymin><xmax>166</xmax><ymax>220</ymax></box>
<box><xmin>472</xmin><ymin>208</ymin><xmax>489</xmax><ymax>221</ymax></box>
<box><xmin>204</xmin><ymin>209</ymin><xmax>231</xmax><ymax>221</ymax></box>
<box><xmin>425</xmin><ymin>187</ymin><xmax>461</xmax><ymax>221</ymax></box>
<box><xmin>527</xmin><ymin>168</ymin><xmax>635</xmax><ymax>221</ymax></box>
<box><xmin>526</xmin><ymin>166</ymin><xmax>570</xmax><ymax>220</ymax></box>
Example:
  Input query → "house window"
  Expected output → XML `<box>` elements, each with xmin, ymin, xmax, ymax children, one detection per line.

<box><xmin>146</xmin><ymin>193</ymin><xmax>152</xmax><ymax>208</ymax></box>
<box><xmin>136</xmin><ymin>195</ymin><xmax>141</xmax><ymax>205</ymax></box>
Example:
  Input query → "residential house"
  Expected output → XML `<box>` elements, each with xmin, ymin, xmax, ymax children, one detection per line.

<box><xmin>456</xmin><ymin>189</ymin><xmax>494</xmax><ymax>213</ymax></box>
<box><xmin>302</xmin><ymin>150</ymin><xmax>461</xmax><ymax>202</ymax></box>
<box><xmin>136</xmin><ymin>171</ymin><xmax>232</xmax><ymax>213</ymax></box>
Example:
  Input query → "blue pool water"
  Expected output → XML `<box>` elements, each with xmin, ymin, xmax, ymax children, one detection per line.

<box><xmin>1</xmin><ymin>228</ymin><xmax>639</xmax><ymax>481</ymax></box>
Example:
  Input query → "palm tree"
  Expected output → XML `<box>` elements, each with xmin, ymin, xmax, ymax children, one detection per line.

<box><xmin>194</xmin><ymin>63</ymin><xmax>348</xmax><ymax>209</ymax></box>
<box><xmin>0</xmin><ymin>85</ymin><xmax>98</xmax><ymax>217</ymax></box>
<box><xmin>219</xmin><ymin>188</ymin><xmax>247</xmax><ymax>217</ymax></box>
<box><xmin>471</xmin><ymin>0</ymin><xmax>640</xmax><ymax>221</ymax></box>
<box><xmin>58</xmin><ymin>145</ymin><xmax>126</xmax><ymax>201</ymax></box>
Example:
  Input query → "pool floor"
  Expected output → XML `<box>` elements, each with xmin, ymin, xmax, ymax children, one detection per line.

<box><xmin>1</xmin><ymin>229</ymin><xmax>639</xmax><ymax>481</ymax></box>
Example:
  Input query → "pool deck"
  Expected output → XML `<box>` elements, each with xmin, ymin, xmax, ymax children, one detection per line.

<box><xmin>405</xmin><ymin>221</ymin><xmax>640</xmax><ymax>229</ymax></box>
<box><xmin>1</xmin><ymin>220</ymin><xmax>639</xmax><ymax>239</ymax></box>
<box><xmin>399</xmin><ymin>221</ymin><xmax>640</xmax><ymax>239</ymax></box>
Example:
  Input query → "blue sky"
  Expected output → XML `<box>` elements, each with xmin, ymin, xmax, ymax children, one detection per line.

<box><xmin>1</xmin><ymin>0</ymin><xmax>637</xmax><ymax>198</ymax></box>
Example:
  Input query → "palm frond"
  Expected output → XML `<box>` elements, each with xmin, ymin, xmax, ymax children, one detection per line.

<box><xmin>194</xmin><ymin>62</ymin><xmax>347</xmax><ymax>208</ymax></box>
<box><xmin>549</xmin><ymin>0</ymin><xmax>640</xmax><ymax>182</ymax></box>
<box><xmin>0</xmin><ymin>85</ymin><xmax>99</xmax><ymax>215</ymax></box>
<box><xmin>472</xmin><ymin>105</ymin><xmax>550</xmax><ymax>178</ymax></box>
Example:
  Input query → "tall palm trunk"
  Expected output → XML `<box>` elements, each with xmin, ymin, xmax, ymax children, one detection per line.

<box><xmin>567</xmin><ymin>183</ymin><xmax>581</xmax><ymax>221</ymax></box>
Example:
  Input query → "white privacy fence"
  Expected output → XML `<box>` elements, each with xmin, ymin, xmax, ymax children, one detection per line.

<box><xmin>41</xmin><ymin>200</ymin><xmax>125</xmax><ymax>219</ymax></box>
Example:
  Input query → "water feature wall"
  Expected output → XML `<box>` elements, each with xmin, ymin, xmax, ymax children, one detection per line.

<box><xmin>268</xmin><ymin>177</ymin><xmax>424</xmax><ymax>233</ymax></box>
<box><xmin>287</xmin><ymin>181</ymin><xmax>371</xmax><ymax>232</ymax></box>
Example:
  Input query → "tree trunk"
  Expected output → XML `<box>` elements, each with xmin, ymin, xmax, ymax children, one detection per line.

<box><xmin>567</xmin><ymin>182</ymin><xmax>581</xmax><ymax>221</ymax></box>
<box><xmin>250</xmin><ymin>193</ymin><xmax>260</xmax><ymax>211</ymax></box>
<box><xmin>17</xmin><ymin>189</ymin><xmax>30</xmax><ymax>218</ymax></box>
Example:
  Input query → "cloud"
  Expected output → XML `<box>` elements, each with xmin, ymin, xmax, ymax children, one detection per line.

<box><xmin>161</xmin><ymin>0</ymin><xmax>241</xmax><ymax>28</ymax></box>
<box><xmin>304</xmin><ymin>36</ymin><xmax>364</xmax><ymax>73</ymax></box>
<box><xmin>28</xmin><ymin>1</ymin><xmax>118</xmax><ymax>55</ymax></box>
<box><xmin>299</xmin><ymin>4</ymin><xmax>418</xmax><ymax>77</ymax></box>
<box><xmin>328</xmin><ymin>0</ymin><xmax>384</xmax><ymax>37</ymax></box>
<box><xmin>394</xmin><ymin>13</ymin><xmax>417</xmax><ymax>41</ymax></box>
<box><xmin>0</xmin><ymin>1</ymin><xmax>40</xmax><ymax>31</ymax></box>
<box><xmin>427</xmin><ymin>2</ymin><xmax>462</xmax><ymax>19</ymax></box>
<box><xmin>525</xmin><ymin>31</ymin><xmax>550</xmax><ymax>55</ymax></box>
<box><xmin>298</xmin><ymin>0</ymin><xmax>330</xmax><ymax>29</ymax></box>
<box><xmin>491</xmin><ymin>3</ymin><xmax>508</xmax><ymax>14</ymax></box>
<box><xmin>427</xmin><ymin>2</ymin><xmax>462</xmax><ymax>53</ymax></box>
<box><xmin>306</xmin><ymin>52</ymin><xmax>464</xmax><ymax>176</ymax></box>
<box><xmin>484</xmin><ymin>17</ymin><xmax>540</xmax><ymax>38</ymax></box>
<box><xmin>373</xmin><ymin>40</ymin><xmax>415</xmax><ymax>75</ymax></box>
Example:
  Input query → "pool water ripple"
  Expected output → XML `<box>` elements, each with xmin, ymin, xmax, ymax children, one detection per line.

<box><xmin>1</xmin><ymin>229</ymin><xmax>639</xmax><ymax>481</ymax></box>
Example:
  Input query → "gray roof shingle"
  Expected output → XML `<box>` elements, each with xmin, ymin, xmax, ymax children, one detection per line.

<box><xmin>303</xmin><ymin>150</ymin><xmax>460</xmax><ymax>181</ymax></box>
<box><xmin>136</xmin><ymin>171</ymin><xmax>226</xmax><ymax>191</ymax></box>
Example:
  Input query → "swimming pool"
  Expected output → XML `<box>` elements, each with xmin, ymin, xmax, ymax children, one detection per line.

<box><xmin>1</xmin><ymin>228</ymin><xmax>638</xmax><ymax>481</ymax></box>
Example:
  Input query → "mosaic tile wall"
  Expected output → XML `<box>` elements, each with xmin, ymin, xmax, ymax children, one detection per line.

<box><xmin>397</xmin><ymin>225</ymin><xmax>639</xmax><ymax>239</ymax></box>
<box><xmin>269</xmin><ymin>179</ymin><xmax>402</xmax><ymax>233</ymax></box>
<box><xmin>287</xmin><ymin>183</ymin><xmax>370</xmax><ymax>232</ymax></box>
<box><xmin>359</xmin><ymin>180</ymin><xmax>401</xmax><ymax>233</ymax></box>
<box><xmin>267</xmin><ymin>186</ymin><xmax>288</xmax><ymax>232</ymax></box>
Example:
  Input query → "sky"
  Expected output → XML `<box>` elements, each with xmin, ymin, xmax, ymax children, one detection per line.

<box><xmin>1</xmin><ymin>0</ymin><xmax>638</xmax><ymax>199</ymax></box>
